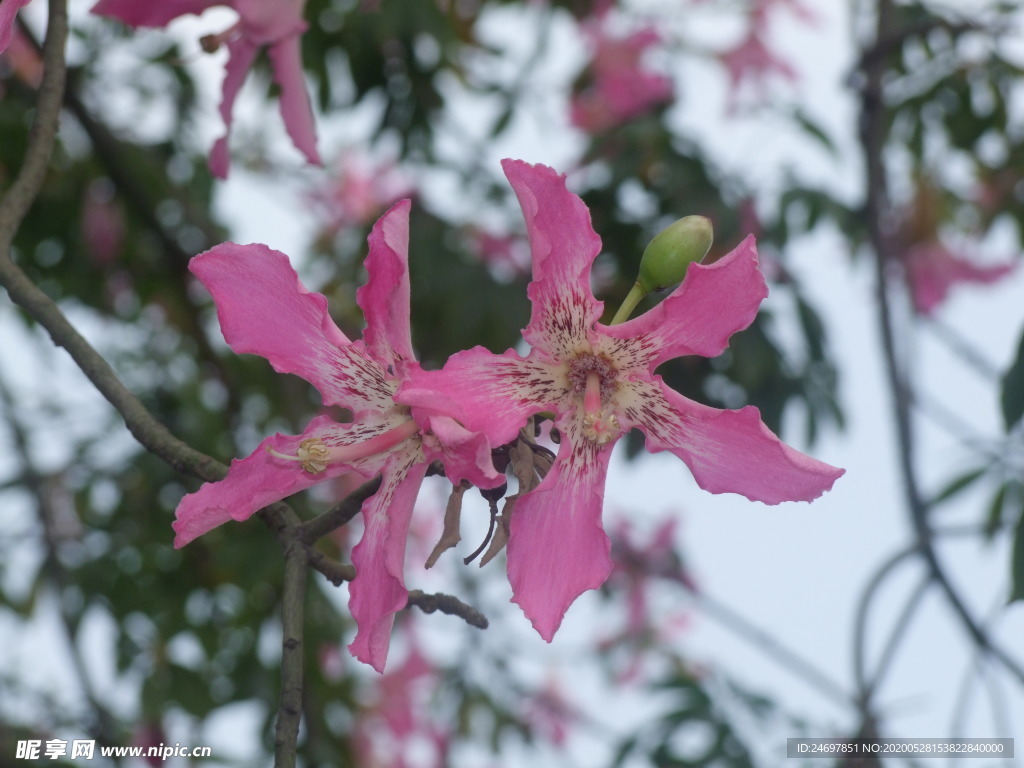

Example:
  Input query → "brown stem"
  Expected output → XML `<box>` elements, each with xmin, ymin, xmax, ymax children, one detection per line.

<box><xmin>274</xmin><ymin>535</ymin><xmax>308</xmax><ymax>768</ymax></box>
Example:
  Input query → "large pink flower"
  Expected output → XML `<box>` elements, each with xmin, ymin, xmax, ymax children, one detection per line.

<box><xmin>399</xmin><ymin>160</ymin><xmax>844</xmax><ymax>640</ymax></box>
<box><xmin>902</xmin><ymin>240</ymin><xmax>1016</xmax><ymax>316</ymax></box>
<box><xmin>91</xmin><ymin>0</ymin><xmax>320</xmax><ymax>178</ymax></box>
<box><xmin>570</xmin><ymin>25</ymin><xmax>672</xmax><ymax>134</ymax></box>
<box><xmin>175</xmin><ymin>201</ymin><xmax>500</xmax><ymax>671</ymax></box>
<box><xmin>0</xmin><ymin>0</ymin><xmax>33</xmax><ymax>55</ymax></box>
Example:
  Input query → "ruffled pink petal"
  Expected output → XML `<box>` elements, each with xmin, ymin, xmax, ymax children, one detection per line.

<box><xmin>506</xmin><ymin>423</ymin><xmax>615</xmax><ymax>641</ymax></box>
<box><xmin>601</xmin><ymin>236</ymin><xmax>767</xmax><ymax>370</ymax></box>
<box><xmin>502</xmin><ymin>160</ymin><xmax>604</xmax><ymax>361</ymax></box>
<box><xmin>348</xmin><ymin>447</ymin><xmax>427</xmax><ymax>672</ymax></box>
<box><xmin>266</xmin><ymin>32</ymin><xmax>320</xmax><ymax>167</ymax></box>
<box><xmin>89</xmin><ymin>0</ymin><xmax>217</xmax><ymax>28</ymax></box>
<box><xmin>397</xmin><ymin>346</ymin><xmax>563</xmax><ymax>447</ymax></box>
<box><xmin>172</xmin><ymin>414</ymin><xmax>382</xmax><ymax>547</ymax></box>
<box><xmin>619</xmin><ymin>378</ymin><xmax>844</xmax><ymax>504</ymax></box>
<box><xmin>416</xmin><ymin>410</ymin><xmax>502</xmax><ymax>489</ymax></box>
<box><xmin>208</xmin><ymin>34</ymin><xmax>259</xmax><ymax>179</ymax></box>
<box><xmin>0</xmin><ymin>0</ymin><xmax>31</xmax><ymax>55</ymax></box>
<box><xmin>190</xmin><ymin>242</ymin><xmax>397</xmax><ymax>415</ymax></box>
<box><xmin>358</xmin><ymin>200</ymin><xmax>416</xmax><ymax>373</ymax></box>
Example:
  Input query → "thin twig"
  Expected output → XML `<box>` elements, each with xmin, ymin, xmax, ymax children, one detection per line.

<box><xmin>406</xmin><ymin>589</ymin><xmax>489</xmax><ymax>630</ymax></box>
<box><xmin>683</xmin><ymin>584</ymin><xmax>854</xmax><ymax>708</ymax></box>
<box><xmin>305</xmin><ymin>546</ymin><xmax>355</xmax><ymax>586</ymax></box>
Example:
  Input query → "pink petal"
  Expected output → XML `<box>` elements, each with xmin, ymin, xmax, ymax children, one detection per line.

<box><xmin>172</xmin><ymin>414</ymin><xmax>379</xmax><ymax>547</ymax></box>
<box><xmin>904</xmin><ymin>242</ymin><xmax>1016</xmax><ymax>316</ymax></box>
<box><xmin>266</xmin><ymin>32</ymin><xmax>320</xmax><ymax>167</ymax></box>
<box><xmin>0</xmin><ymin>0</ymin><xmax>31</xmax><ymax>55</ymax></box>
<box><xmin>507</xmin><ymin>423</ymin><xmax>615</xmax><ymax>641</ymax></box>
<box><xmin>208</xmin><ymin>34</ymin><xmax>259</xmax><ymax>179</ymax></box>
<box><xmin>89</xmin><ymin>0</ymin><xmax>217</xmax><ymax>28</ymax></box>
<box><xmin>358</xmin><ymin>201</ymin><xmax>416</xmax><ymax>373</ymax></box>
<box><xmin>415</xmin><ymin>410</ymin><xmax>503</xmax><ymax>489</ymax></box>
<box><xmin>190</xmin><ymin>242</ymin><xmax>397</xmax><ymax>416</ymax></box>
<box><xmin>502</xmin><ymin>160</ymin><xmax>604</xmax><ymax>361</ymax></box>
<box><xmin>601</xmin><ymin>236</ymin><xmax>767</xmax><ymax>369</ymax></box>
<box><xmin>397</xmin><ymin>346</ymin><xmax>563</xmax><ymax>448</ymax></box>
<box><xmin>234</xmin><ymin>0</ymin><xmax>306</xmax><ymax>44</ymax></box>
<box><xmin>348</xmin><ymin>448</ymin><xmax>427</xmax><ymax>672</ymax></box>
<box><xmin>620</xmin><ymin>378</ymin><xmax>844</xmax><ymax>504</ymax></box>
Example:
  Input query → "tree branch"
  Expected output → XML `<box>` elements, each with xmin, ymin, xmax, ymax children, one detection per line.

<box><xmin>299</xmin><ymin>475</ymin><xmax>382</xmax><ymax>544</ymax></box>
<box><xmin>0</xmin><ymin>0</ymin><xmax>67</xmax><ymax>245</ymax></box>
<box><xmin>857</xmin><ymin>0</ymin><xmax>1024</xmax><ymax>689</ymax></box>
<box><xmin>274</xmin><ymin>535</ymin><xmax>308</xmax><ymax>768</ymax></box>
<box><xmin>406</xmin><ymin>589</ymin><xmax>489</xmax><ymax>630</ymax></box>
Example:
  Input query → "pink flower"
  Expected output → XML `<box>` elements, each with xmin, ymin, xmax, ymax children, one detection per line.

<box><xmin>524</xmin><ymin>676</ymin><xmax>575</xmax><ymax>747</ymax></box>
<box><xmin>175</xmin><ymin>200</ymin><xmax>500</xmax><ymax>671</ymax></box>
<box><xmin>80</xmin><ymin>180</ymin><xmax>126</xmax><ymax>266</ymax></box>
<box><xmin>91</xmin><ymin>0</ymin><xmax>320</xmax><ymax>178</ymax></box>
<box><xmin>0</xmin><ymin>0</ymin><xmax>32</xmax><ymax>56</ymax></box>
<box><xmin>902</xmin><ymin>240</ymin><xmax>1016</xmax><ymax>316</ymax></box>
<box><xmin>353</xmin><ymin>633</ymin><xmax>449</xmax><ymax>768</ymax></box>
<box><xmin>570</xmin><ymin>25</ymin><xmax>672</xmax><ymax>134</ymax></box>
<box><xmin>467</xmin><ymin>227</ymin><xmax>531</xmax><ymax>280</ymax></box>
<box><xmin>307</xmin><ymin>151</ymin><xmax>412</xmax><ymax>235</ymax></box>
<box><xmin>719</xmin><ymin>27</ymin><xmax>798</xmax><ymax>109</ymax></box>
<box><xmin>0</xmin><ymin>19</ymin><xmax>43</xmax><ymax>90</ymax></box>
<box><xmin>400</xmin><ymin>160</ymin><xmax>844</xmax><ymax>640</ymax></box>
<box><xmin>609</xmin><ymin>517</ymin><xmax>694</xmax><ymax>636</ymax></box>
<box><xmin>603</xmin><ymin>516</ymin><xmax>694</xmax><ymax>680</ymax></box>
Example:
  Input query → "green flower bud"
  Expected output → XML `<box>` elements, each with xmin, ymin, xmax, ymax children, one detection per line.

<box><xmin>637</xmin><ymin>215</ymin><xmax>714</xmax><ymax>293</ymax></box>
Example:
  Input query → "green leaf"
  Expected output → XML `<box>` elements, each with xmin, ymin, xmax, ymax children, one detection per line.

<box><xmin>791</xmin><ymin>108</ymin><xmax>837</xmax><ymax>156</ymax></box>
<box><xmin>1000</xmin><ymin>324</ymin><xmax>1024</xmax><ymax>430</ymax></box>
<box><xmin>1010</xmin><ymin>512</ymin><xmax>1024</xmax><ymax>603</ymax></box>
<box><xmin>931</xmin><ymin>466</ymin><xmax>987</xmax><ymax>506</ymax></box>
<box><xmin>984</xmin><ymin>483</ymin><xmax>1008</xmax><ymax>540</ymax></box>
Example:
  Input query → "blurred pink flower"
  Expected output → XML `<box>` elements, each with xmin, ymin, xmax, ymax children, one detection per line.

<box><xmin>570</xmin><ymin>24</ymin><xmax>672</xmax><ymax>134</ymax></box>
<box><xmin>524</xmin><ymin>676</ymin><xmax>575</xmax><ymax>748</ymax></box>
<box><xmin>602</xmin><ymin>516</ymin><xmax>696</xmax><ymax>679</ymax></box>
<box><xmin>80</xmin><ymin>179</ymin><xmax>126</xmax><ymax>266</ymax></box>
<box><xmin>0</xmin><ymin>20</ymin><xmax>43</xmax><ymax>89</ymax></box>
<box><xmin>716</xmin><ymin>0</ymin><xmax>819</xmax><ymax>109</ymax></box>
<box><xmin>0</xmin><ymin>0</ymin><xmax>32</xmax><ymax>56</ymax></box>
<box><xmin>719</xmin><ymin>27</ymin><xmax>798</xmax><ymax>108</ymax></box>
<box><xmin>902</xmin><ymin>241</ymin><xmax>1016</xmax><ymax>316</ymax></box>
<box><xmin>91</xmin><ymin>0</ymin><xmax>320</xmax><ymax>178</ymax></box>
<box><xmin>610</xmin><ymin>517</ymin><xmax>694</xmax><ymax>635</ymax></box>
<box><xmin>174</xmin><ymin>201</ymin><xmax>500</xmax><ymax>672</ymax></box>
<box><xmin>400</xmin><ymin>160</ymin><xmax>844</xmax><ymax>641</ymax></box>
<box><xmin>353</xmin><ymin>635</ymin><xmax>449</xmax><ymax>768</ymax></box>
<box><xmin>308</xmin><ymin>151</ymin><xmax>412</xmax><ymax>235</ymax></box>
<box><xmin>467</xmin><ymin>228</ymin><xmax>531</xmax><ymax>280</ymax></box>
